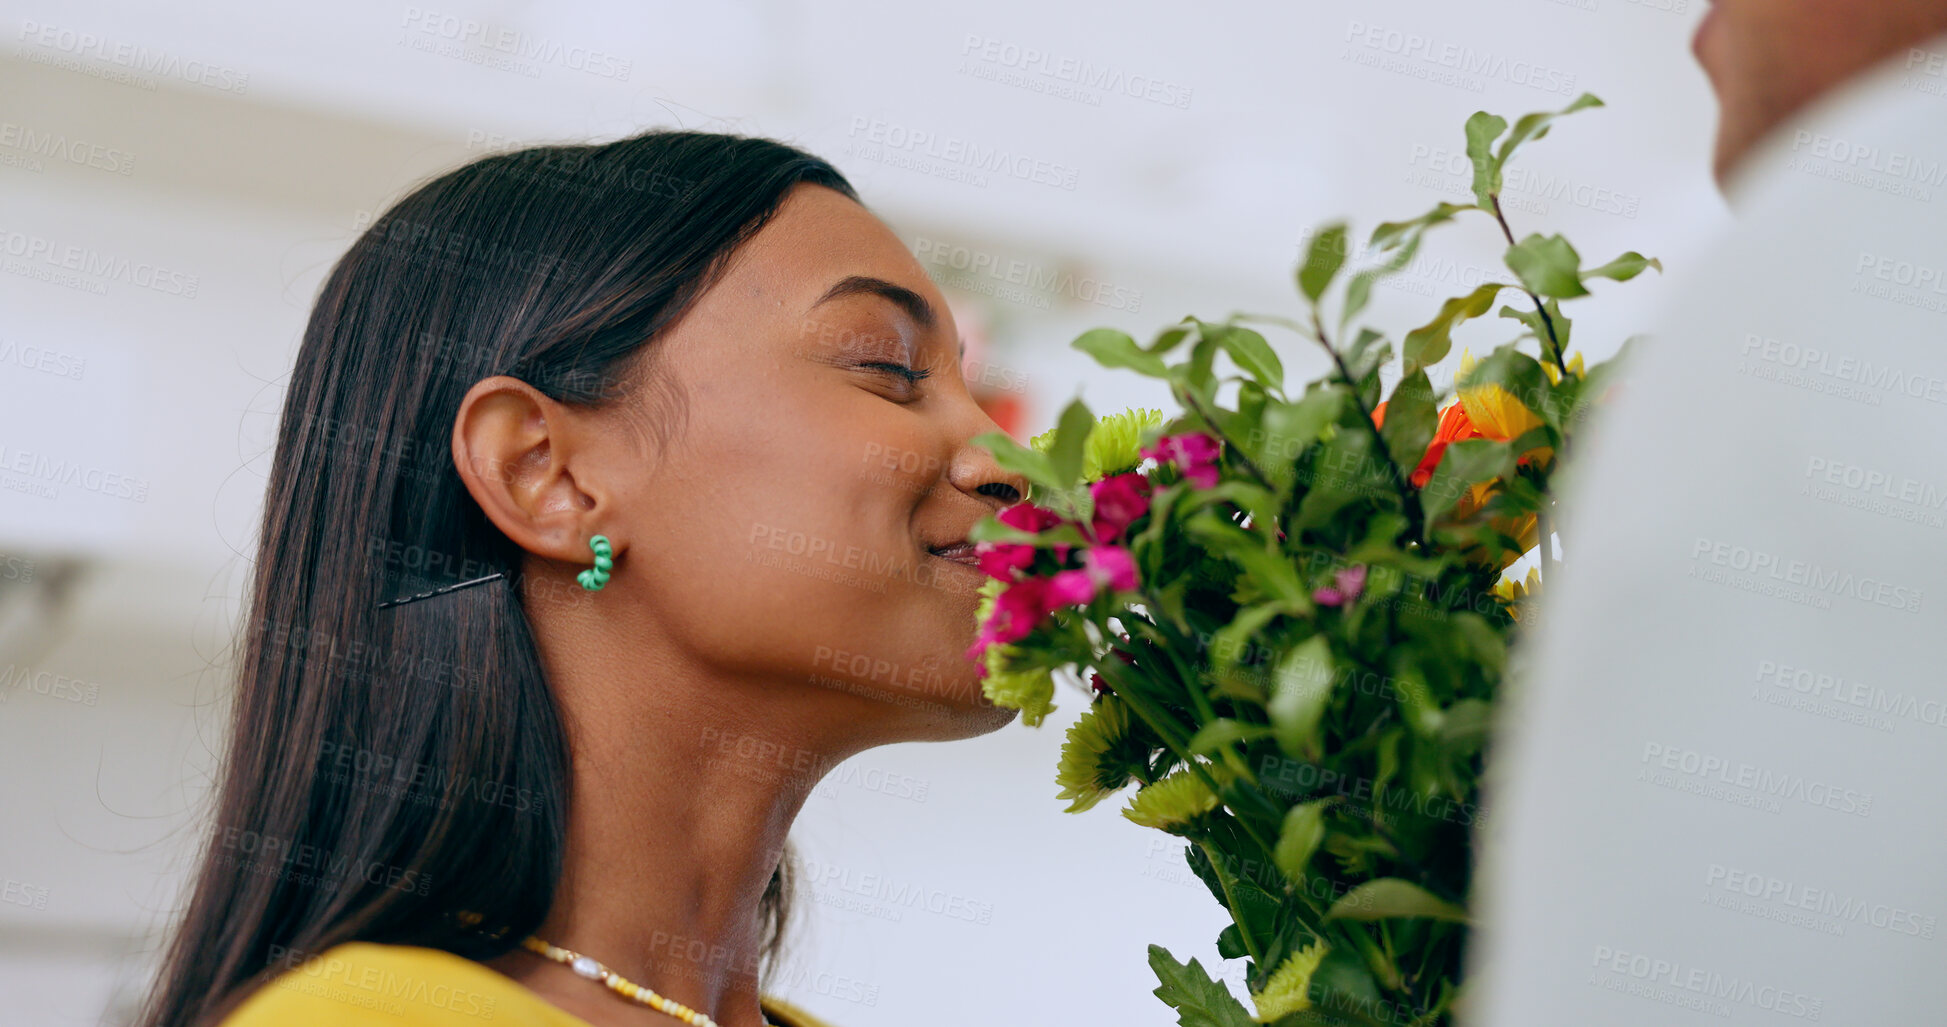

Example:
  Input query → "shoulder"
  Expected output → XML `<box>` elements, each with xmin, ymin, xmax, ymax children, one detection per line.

<box><xmin>218</xmin><ymin>941</ymin><xmax>589</xmax><ymax>1027</ymax></box>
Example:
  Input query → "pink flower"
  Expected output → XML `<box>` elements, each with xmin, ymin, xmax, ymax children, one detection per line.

<box><xmin>1045</xmin><ymin>569</ymin><xmax>1098</xmax><ymax>607</ymax></box>
<box><xmin>1143</xmin><ymin>432</ymin><xmax>1222</xmax><ymax>489</ymax></box>
<box><xmin>1312</xmin><ymin>565</ymin><xmax>1368</xmax><ymax>607</ymax></box>
<box><xmin>975</xmin><ymin>542</ymin><xmax>1036</xmax><ymax>581</ymax></box>
<box><xmin>1082</xmin><ymin>545</ymin><xmax>1139</xmax><ymax>592</ymax></box>
<box><xmin>1088</xmin><ymin>473</ymin><xmax>1152</xmax><ymax>543</ymax></box>
<box><xmin>997</xmin><ymin>502</ymin><xmax>1063</xmax><ymax>533</ymax></box>
<box><xmin>967</xmin><ymin>577</ymin><xmax>1051</xmax><ymax>661</ymax></box>
<box><xmin>1040</xmin><ymin>545</ymin><xmax>1141</xmax><ymax>609</ymax></box>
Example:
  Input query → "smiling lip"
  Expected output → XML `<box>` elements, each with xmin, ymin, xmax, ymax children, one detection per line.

<box><xmin>927</xmin><ymin>541</ymin><xmax>981</xmax><ymax>566</ymax></box>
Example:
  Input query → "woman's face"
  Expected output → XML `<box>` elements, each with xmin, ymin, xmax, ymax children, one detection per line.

<box><xmin>590</xmin><ymin>183</ymin><xmax>1028</xmax><ymax>741</ymax></box>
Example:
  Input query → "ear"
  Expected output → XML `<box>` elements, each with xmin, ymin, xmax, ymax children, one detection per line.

<box><xmin>450</xmin><ymin>375</ymin><xmax>618</xmax><ymax>564</ymax></box>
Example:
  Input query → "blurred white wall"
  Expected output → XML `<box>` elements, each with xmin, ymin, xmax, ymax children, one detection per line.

<box><xmin>0</xmin><ymin>1</ymin><xmax>1722</xmax><ymax>1024</ymax></box>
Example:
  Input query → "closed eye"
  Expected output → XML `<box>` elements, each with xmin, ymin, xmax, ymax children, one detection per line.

<box><xmin>859</xmin><ymin>361</ymin><xmax>932</xmax><ymax>384</ymax></box>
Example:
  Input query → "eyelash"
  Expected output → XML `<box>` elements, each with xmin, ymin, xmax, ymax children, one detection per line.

<box><xmin>860</xmin><ymin>361</ymin><xmax>932</xmax><ymax>384</ymax></box>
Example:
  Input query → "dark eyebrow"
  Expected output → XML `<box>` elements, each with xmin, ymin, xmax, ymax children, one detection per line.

<box><xmin>811</xmin><ymin>275</ymin><xmax>937</xmax><ymax>332</ymax></box>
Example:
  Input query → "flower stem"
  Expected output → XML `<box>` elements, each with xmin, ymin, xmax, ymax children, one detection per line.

<box><xmin>1197</xmin><ymin>838</ymin><xmax>1267</xmax><ymax>967</ymax></box>
<box><xmin>1309</xmin><ymin>310</ymin><xmax>1428</xmax><ymax>547</ymax></box>
<box><xmin>1099</xmin><ymin>656</ymin><xmax>1284</xmax><ymax>873</ymax></box>
<box><xmin>1487</xmin><ymin>194</ymin><xmax>1571</xmax><ymax>380</ymax></box>
<box><xmin>1537</xmin><ymin>502</ymin><xmax>1557</xmax><ymax>591</ymax></box>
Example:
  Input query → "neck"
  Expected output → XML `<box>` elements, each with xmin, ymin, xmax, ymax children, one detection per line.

<box><xmin>485</xmin><ymin>613</ymin><xmax>883</xmax><ymax>1027</ymax></box>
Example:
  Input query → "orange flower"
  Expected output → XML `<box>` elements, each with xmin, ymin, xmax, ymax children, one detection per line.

<box><xmin>1372</xmin><ymin>398</ymin><xmax>1536</xmax><ymax>567</ymax></box>
<box><xmin>1371</xmin><ymin>400</ymin><xmax>1484</xmax><ymax>488</ymax></box>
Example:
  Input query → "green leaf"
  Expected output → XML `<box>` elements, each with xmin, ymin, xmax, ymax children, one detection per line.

<box><xmin>1253</xmin><ymin>389</ymin><xmax>1345</xmax><ymax>498</ymax></box>
<box><xmin>1504</xmin><ymin>234</ymin><xmax>1590</xmax><ymax>299</ymax></box>
<box><xmin>1208</xmin><ymin>603</ymin><xmax>1289</xmax><ymax>676</ymax></box>
<box><xmin>1174</xmin><ymin>332</ymin><xmax>1221</xmax><ymax>411</ymax></box>
<box><xmin>1471</xmin><ymin>93</ymin><xmax>1603</xmax><ymax>215</ymax></box>
<box><xmin>1298</xmin><ymin>222</ymin><xmax>1350</xmax><ymax>303</ymax></box>
<box><xmin>971</xmin><ymin>430</ymin><xmax>1062</xmax><ymax>492</ymax></box>
<box><xmin>1188</xmin><ymin>719</ymin><xmax>1276</xmax><ymax>756</ymax></box>
<box><xmin>1583</xmin><ymin>251</ymin><xmax>1662</xmax><ymax>284</ymax></box>
<box><xmin>1392</xmin><ymin>666</ymin><xmax>1441</xmax><ymax>737</ymax></box>
<box><xmin>1184</xmin><ymin>516</ymin><xmax>1311</xmax><ymax>608</ymax></box>
<box><xmin>1498</xmin><ymin>300</ymin><xmax>1573</xmax><ymax>369</ymax></box>
<box><xmin>1147</xmin><ymin>944</ymin><xmax>1259</xmax><ymax>1027</ymax></box>
<box><xmin>1463</xmin><ymin>345</ymin><xmax>1554</xmax><ymax>428</ymax></box>
<box><xmin>1328</xmin><ymin>879</ymin><xmax>1470</xmax><ymax>924</ymax></box>
<box><xmin>1046</xmin><ymin>397</ymin><xmax>1095</xmax><ymax>488</ymax></box>
<box><xmin>1149</xmin><ymin>320</ymin><xmax>1196</xmax><ymax>355</ymax></box>
<box><xmin>1378</xmin><ymin>370</ymin><xmax>1437</xmax><ymax>477</ymax></box>
<box><xmin>1295</xmin><ymin>428</ymin><xmax>1385</xmax><ymax>530</ymax></box>
<box><xmin>1273</xmin><ymin>799</ymin><xmax>1333</xmax><ymax>885</ymax></box>
<box><xmin>1420</xmin><ymin>438</ymin><xmax>1513</xmax><ymax>524</ymax></box>
<box><xmin>1494</xmin><ymin>93</ymin><xmax>1604</xmax><ymax>169</ymax></box>
<box><xmin>1213</xmin><ymin>324</ymin><xmax>1285</xmax><ymax>393</ymax></box>
<box><xmin>966</xmin><ymin>518</ymin><xmax>1089</xmax><ymax>554</ymax></box>
<box><xmin>1343</xmin><ymin>328</ymin><xmax>1391</xmax><ymax>383</ymax></box>
<box><xmin>1346</xmin><ymin>204</ymin><xmax>1472</xmax><ymax>335</ymax></box>
<box><xmin>1074</xmin><ymin>327</ymin><xmax>1169</xmax><ymax>377</ymax></box>
<box><xmin>1440</xmin><ymin>698</ymin><xmax>1495</xmax><ymax>756</ymax></box>
<box><xmin>1216</xmin><ymin>923</ymin><xmax>1250</xmax><ymax>961</ymax></box>
<box><xmin>1268</xmin><ymin>635</ymin><xmax>1335</xmax><ymax>760</ymax></box>
<box><xmin>1402</xmin><ymin>283</ymin><xmax>1505</xmax><ymax>375</ymax></box>
<box><xmin>1463</xmin><ymin>112</ymin><xmax>1508</xmax><ymax>208</ymax></box>
<box><xmin>1369</xmin><ymin>202</ymin><xmax>1472</xmax><ymax>252</ymax></box>
<box><xmin>1341</xmin><ymin>248</ymin><xmax>1407</xmax><ymax>335</ymax></box>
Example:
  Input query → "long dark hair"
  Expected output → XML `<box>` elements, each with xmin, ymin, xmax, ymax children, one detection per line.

<box><xmin>140</xmin><ymin>130</ymin><xmax>856</xmax><ymax>1027</ymax></box>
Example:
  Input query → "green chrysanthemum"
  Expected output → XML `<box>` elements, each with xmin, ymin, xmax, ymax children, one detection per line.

<box><xmin>1030</xmin><ymin>407</ymin><xmax>1165</xmax><ymax>482</ymax></box>
<box><xmin>1249</xmin><ymin>942</ymin><xmax>1328</xmax><ymax>1022</ymax></box>
<box><xmin>1053</xmin><ymin>692</ymin><xmax>1146</xmax><ymax>813</ymax></box>
<box><xmin>980</xmin><ymin>654</ymin><xmax>1055</xmax><ymax>727</ymax></box>
<box><xmin>973</xmin><ymin>575</ymin><xmax>1006</xmax><ymax>624</ymax></box>
<box><xmin>975</xmin><ymin>578</ymin><xmax>1057</xmax><ymax>726</ymax></box>
<box><xmin>1121</xmin><ymin>761</ymin><xmax>1235</xmax><ymax>834</ymax></box>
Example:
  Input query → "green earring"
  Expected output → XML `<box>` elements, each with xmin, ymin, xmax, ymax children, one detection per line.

<box><xmin>575</xmin><ymin>535</ymin><xmax>613</xmax><ymax>591</ymax></box>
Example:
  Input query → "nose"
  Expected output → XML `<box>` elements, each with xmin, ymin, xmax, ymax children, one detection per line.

<box><xmin>949</xmin><ymin>409</ymin><xmax>1030</xmax><ymax>509</ymax></box>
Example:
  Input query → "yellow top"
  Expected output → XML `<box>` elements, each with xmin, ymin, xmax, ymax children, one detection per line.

<box><xmin>216</xmin><ymin>941</ymin><xmax>838</xmax><ymax>1027</ymax></box>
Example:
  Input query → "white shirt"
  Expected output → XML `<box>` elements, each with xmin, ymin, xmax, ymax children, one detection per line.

<box><xmin>1470</xmin><ymin>38</ymin><xmax>1947</xmax><ymax>1025</ymax></box>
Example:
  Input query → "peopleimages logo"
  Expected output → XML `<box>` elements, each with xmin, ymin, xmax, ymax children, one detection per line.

<box><xmin>0</xmin><ymin>228</ymin><xmax>198</xmax><ymax>297</ymax></box>
<box><xmin>1755</xmin><ymin>658</ymin><xmax>1947</xmax><ymax>731</ymax></box>
<box><xmin>911</xmin><ymin>236</ymin><xmax>1141</xmax><ymax>312</ymax></box>
<box><xmin>1342</xmin><ymin>21</ymin><xmax>1578</xmax><ymax>96</ymax></box>
<box><xmin>957</xmin><ymin>35</ymin><xmax>1194</xmax><ymax>109</ymax></box>
<box><xmin>1589</xmin><ymin>945</ymin><xmax>1823</xmax><ymax>1020</ymax></box>
<box><xmin>1640</xmin><ymin>742</ymin><xmax>1874</xmax><ymax>816</ymax></box>
<box><xmin>845</xmin><ymin>117</ymin><xmax>1080</xmax><ymax>191</ymax></box>
<box><xmin>1706</xmin><ymin>863</ymin><xmax>1938</xmax><ymax>938</ymax></box>
<box><xmin>1688</xmin><ymin>536</ymin><xmax>1925</xmax><ymax>613</ymax></box>
<box><xmin>16</xmin><ymin>20</ymin><xmax>250</xmax><ymax>93</ymax></box>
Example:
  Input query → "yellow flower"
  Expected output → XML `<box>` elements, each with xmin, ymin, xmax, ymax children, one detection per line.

<box><xmin>1456</xmin><ymin>348</ymin><xmax>1544</xmax><ymax>442</ymax></box>
<box><xmin>1249</xmin><ymin>942</ymin><xmax>1329</xmax><ymax>1022</ymax></box>
<box><xmin>1492</xmin><ymin>567</ymin><xmax>1543</xmax><ymax>621</ymax></box>
<box><xmin>1122</xmin><ymin>762</ymin><xmax>1234</xmax><ymax>834</ymax></box>
<box><xmin>1542</xmin><ymin>350</ymin><xmax>1586</xmax><ymax>385</ymax></box>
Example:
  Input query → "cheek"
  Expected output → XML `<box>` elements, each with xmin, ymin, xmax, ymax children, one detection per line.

<box><xmin>631</xmin><ymin>402</ymin><xmax>960</xmax><ymax>672</ymax></box>
<box><xmin>853</xmin><ymin>437</ymin><xmax>949</xmax><ymax>499</ymax></box>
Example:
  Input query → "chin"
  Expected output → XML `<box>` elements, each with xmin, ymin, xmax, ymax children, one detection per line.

<box><xmin>877</xmin><ymin>665</ymin><xmax>1022</xmax><ymax>742</ymax></box>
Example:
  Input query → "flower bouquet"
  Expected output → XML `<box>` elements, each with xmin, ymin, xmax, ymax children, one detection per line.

<box><xmin>967</xmin><ymin>95</ymin><xmax>1656</xmax><ymax>1026</ymax></box>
